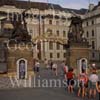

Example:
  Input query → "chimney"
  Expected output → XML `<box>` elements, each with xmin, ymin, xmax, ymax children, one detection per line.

<box><xmin>98</xmin><ymin>1</ymin><xmax>100</xmax><ymax>6</ymax></box>
<box><xmin>89</xmin><ymin>4</ymin><xmax>95</xmax><ymax>11</ymax></box>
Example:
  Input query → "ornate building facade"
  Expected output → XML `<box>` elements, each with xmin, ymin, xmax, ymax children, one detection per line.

<box><xmin>0</xmin><ymin>0</ymin><xmax>86</xmax><ymax>61</ymax></box>
<box><xmin>83</xmin><ymin>2</ymin><xmax>100</xmax><ymax>64</ymax></box>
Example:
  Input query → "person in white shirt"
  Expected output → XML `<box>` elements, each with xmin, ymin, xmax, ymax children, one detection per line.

<box><xmin>63</xmin><ymin>63</ymin><xmax>68</xmax><ymax>80</ymax></box>
<box><xmin>52</xmin><ymin>63</ymin><xmax>58</xmax><ymax>76</ymax></box>
<box><xmin>89</xmin><ymin>72</ymin><xmax>99</xmax><ymax>98</ymax></box>
<box><xmin>63</xmin><ymin>63</ymin><xmax>68</xmax><ymax>74</ymax></box>
<box><xmin>35</xmin><ymin>60</ymin><xmax>40</xmax><ymax>77</ymax></box>
<box><xmin>61</xmin><ymin>61</ymin><xmax>65</xmax><ymax>75</ymax></box>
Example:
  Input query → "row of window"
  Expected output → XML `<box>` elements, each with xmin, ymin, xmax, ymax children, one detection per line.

<box><xmin>36</xmin><ymin>42</ymin><xmax>66</xmax><ymax>50</ymax></box>
<box><xmin>86</xmin><ymin>30</ymin><xmax>95</xmax><ymax>50</ymax></box>
<box><xmin>91</xmin><ymin>52</ymin><xmax>100</xmax><ymax>61</ymax></box>
<box><xmin>49</xmin><ymin>19</ymin><xmax>66</xmax><ymax>25</ymax></box>
<box><xmin>49</xmin><ymin>52</ymin><xmax>66</xmax><ymax>58</ymax></box>
<box><xmin>29</xmin><ymin>29</ymin><xmax>66</xmax><ymax>37</ymax></box>
<box><xmin>47</xmin><ymin>29</ymin><xmax>66</xmax><ymax>37</ymax></box>
<box><xmin>86</xmin><ymin>20</ymin><xmax>94</xmax><ymax>26</ymax></box>
<box><xmin>37</xmin><ymin>52</ymin><xmax>99</xmax><ymax>60</ymax></box>
<box><xmin>37</xmin><ymin>53</ymin><xmax>66</xmax><ymax>59</ymax></box>
<box><xmin>88</xmin><ymin>17</ymin><xmax>100</xmax><ymax>25</ymax></box>
<box><xmin>86</xmin><ymin>30</ymin><xmax>95</xmax><ymax>37</ymax></box>
<box><xmin>49</xmin><ymin>42</ymin><xmax>66</xmax><ymax>50</ymax></box>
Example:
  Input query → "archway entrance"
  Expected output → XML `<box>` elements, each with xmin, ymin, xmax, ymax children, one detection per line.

<box><xmin>77</xmin><ymin>58</ymin><xmax>88</xmax><ymax>74</ymax></box>
<box><xmin>32</xmin><ymin>34</ymin><xmax>68</xmax><ymax>60</ymax></box>
<box><xmin>17</xmin><ymin>58</ymin><xmax>27</xmax><ymax>79</ymax></box>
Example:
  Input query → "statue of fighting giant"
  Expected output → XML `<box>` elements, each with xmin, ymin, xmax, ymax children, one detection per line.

<box><xmin>10</xmin><ymin>10</ymin><xmax>31</xmax><ymax>42</ymax></box>
<box><xmin>68</xmin><ymin>17</ymin><xmax>86</xmax><ymax>43</ymax></box>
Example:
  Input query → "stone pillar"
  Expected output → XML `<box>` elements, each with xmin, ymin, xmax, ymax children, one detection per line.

<box><xmin>67</xmin><ymin>42</ymin><xmax>90</xmax><ymax>74</ymax></box>
<box><xmin>7</xmin><ymin>43</ymin><xmax>33</xmax><ymax>75</ymax></box>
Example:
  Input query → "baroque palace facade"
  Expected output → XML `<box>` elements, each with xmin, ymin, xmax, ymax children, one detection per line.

<box><xmin>0</xmin><ymin>0</ymin><xmax>86</xmax><ymax>61</ymax></box>
<box><xmin>83</xmin><ymin>2</ymin><xmax>100</xmax><ymax>65</ymax></box>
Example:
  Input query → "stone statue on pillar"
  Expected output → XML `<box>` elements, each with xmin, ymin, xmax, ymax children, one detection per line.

<box><xmin>10</xmin><ymin>11</ymin><xmax>31</xmax><ymax>43</ymax></box>
<box><xmin>66</xmin><ymin>16</ymin><xmax>89</xmax><ymax>74</ymax></box>
<box><xmin>68</xmin><ymin>17</ymin><xmax>87</xmax><ymax>43</ymax></box>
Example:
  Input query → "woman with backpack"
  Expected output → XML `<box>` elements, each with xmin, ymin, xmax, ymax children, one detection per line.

<box><xmin>78</xmin><ymin>70</ymin><xmax>88</xmax><ymax>98</ymax></box>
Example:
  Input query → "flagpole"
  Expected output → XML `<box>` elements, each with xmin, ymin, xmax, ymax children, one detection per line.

<box><xmin>89</xmin><ymin>0</ymin><xmax>91</xmax><ymax>5</ymax></box>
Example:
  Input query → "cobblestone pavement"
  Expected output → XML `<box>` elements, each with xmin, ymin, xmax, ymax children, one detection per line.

<box><xmin>0</xmin><ymin>63</ymin><xmax>99</xmax><ymax>100</ymax></box>
<box><xmin>0</xmin><ymin>77</ymin><xmax>12</xmax><ymax>89</ymax></box>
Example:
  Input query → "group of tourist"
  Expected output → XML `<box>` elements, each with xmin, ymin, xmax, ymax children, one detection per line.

<box><xmin>63</xmin><ymin>61</ymin><xmax>100</xmax><ymax>99</ymax></box>
<box><xmin>33</xmin><ymin>59</ymin><xmax>100</xmax><ymax>99</ymax></box>
<box><xmin>33</xmin><ymin>58</ymin><xmax>58</xmax><ymax>76</ymax></box>
<box><xmin>44</xmin><ymin>58</ymin><xmax>58</xmax><ymax>76</ymax></box>
<box><xmin>33</xmin><ymin>59</ymin><xmax>40</xmax><ymax>72</ymax></box>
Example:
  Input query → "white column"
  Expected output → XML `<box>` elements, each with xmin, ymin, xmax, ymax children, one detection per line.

<box><xmin>45</xmin><ymin>41</ymin><xmax>48</xmax><ymax>59</ymax></box>
<box><xmin>41</xmin><ymin>41</ymin><xmax>43</xmax><ymax>60</ymax></box>
<box><xmin>0</xmin><ymin>21</ymin><xmax>1</xmax><ymax>33</ymax></box>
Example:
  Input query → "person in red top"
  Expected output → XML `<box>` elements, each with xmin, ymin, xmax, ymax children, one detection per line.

<box><xmin>65</xmin><ymin>68</ymin><xmax>75</xmax><ymax>93</ymax></box>
<box><xmin>96</xmin><ymin>80</ymin><xmax>100</xmax><ymax>100</ymax></box>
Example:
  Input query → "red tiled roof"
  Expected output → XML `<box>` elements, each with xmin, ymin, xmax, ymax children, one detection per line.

<box><xmin>0</xmin><ymin>0</ymin><xmax>63</xmax><ymax>11</ymax></box>
<box><xmin>0</xmin><ymin>0</ymin><xmax>87</xmax><ymax>14</ymax></box>
<box><xmin>92</xmin><ymin>2</ymin><xmax>100</xmax><ymax>11</ymax></box>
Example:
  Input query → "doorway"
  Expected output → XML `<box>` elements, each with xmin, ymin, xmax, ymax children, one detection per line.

<box><xmin>77</xmin><ymin>58</ymin><xmax>88</xmax><ymax>74</ymax></box>
<box><xmin>17</xmin><ymin>58</ymin><xmax>27</xmax><ymax>79</ymax></box>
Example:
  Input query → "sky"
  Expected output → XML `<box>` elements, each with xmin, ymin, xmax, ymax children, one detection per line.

<box><xmin>22</xmin><ymin>0</ymin><xmax>99</xmax><ymax>9</ymax></box>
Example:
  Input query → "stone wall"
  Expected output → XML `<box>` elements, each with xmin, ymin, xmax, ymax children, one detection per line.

<box><xmin>67</xmin><ymin>42</ymin><xmax>90</xmax><ymax>74</ymax></box>
<box><xmin>7</xmin><ymin>46</ymin><xmax>33</xmax><ymax>72</ymax></box>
